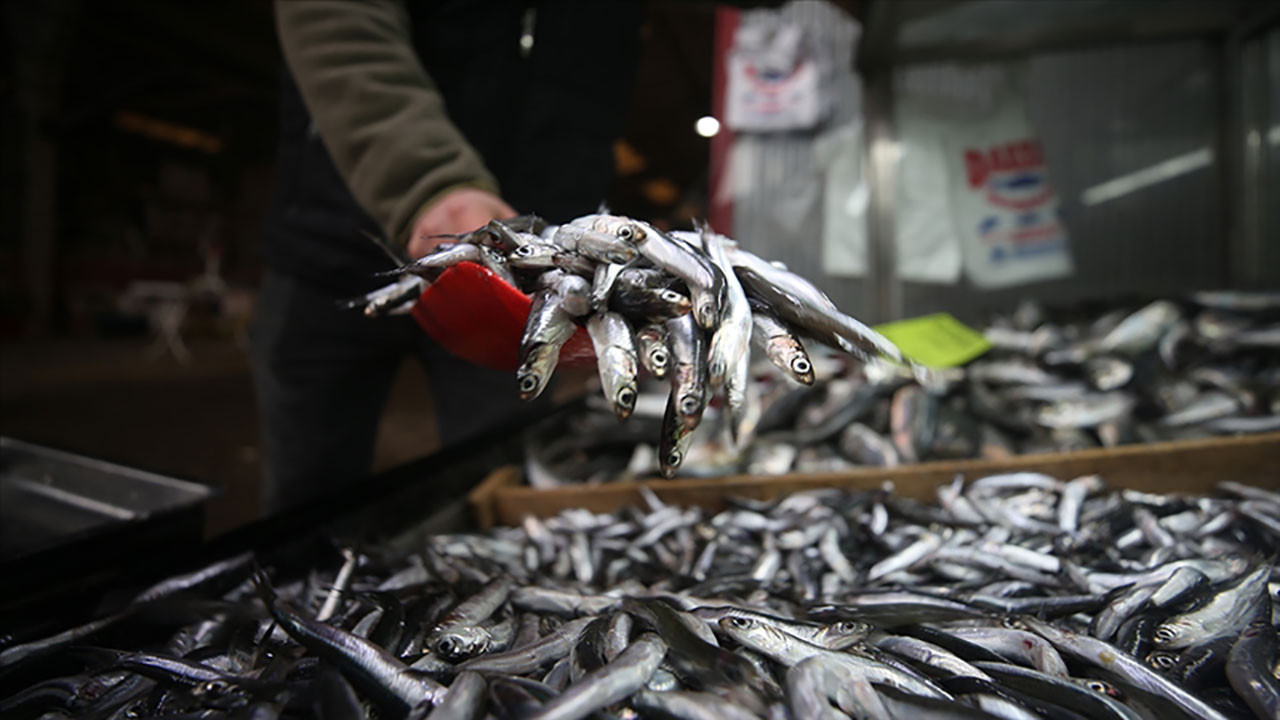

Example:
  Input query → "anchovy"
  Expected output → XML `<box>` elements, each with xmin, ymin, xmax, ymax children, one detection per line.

<box><xmin>457</xmin><ymin>617</ymin><xmax>595</xmax><ymax>675</ymax></box>
<box><xmin>943</xmin><ymin>626</ymin><xmax>1070</xmax><ymax>677</ymax></box>
<box><xmin>633</xmin><ymin>689</ymin><xmax>761</xmax><ymax>720</ymax></box>
<box><xmin>1159</xmin><ymin>390</ymin><xmax>1242</xmax><ymax>426</ymax></box>
<box><xmin>528</xmin><ymin>633</ymin><xmax>665</xmax><ymax>720</ymax></box>
<box><xmin>665</xmin><ymin>313</ymin><xmax>708</xmax><ymax>428</ymax></box>
<box><xmin>604</xmin><ymin>220</ymin><xmax>721</xmax><ymax>330</ymax></box>
<box><xmin>973</xmin><ymin>662</ymin><xmax>1144</xmax><ymax>720</ymax></box>
<box><xmin>429</xmin><ymin>576</ymin><xmax>513</xmax><ymax>661</ymax></box>
<box><xmin>750</xmin><ymin>300</ymin><xmax>815</xmax><ymax>385</ymax></box>
<box><xmin>702</xmin><ymin>229</ymin><xmax>752</xmax><ymax>429</ymax></box>
<box><xmin>1152</xmin><ymin>565</ymin><xmax>1270</xmax><ymax>649</ymax></box>
<box><xmin>256</xmin><ymin>574</ymin><xmax>445</xmax><ymax>714</ymax></box>
<box><xmin>730</xmin><ymin>246</ymin><xmax>903</xmax><ymax>363</ymax></box>
<box><xmin>516</xmin><ymin>289</ymin><xmax>576</xmax><ymax>401</ymax></box>
<box><xmin>717</xmin><ymin>615</ymin><xmax>950</xmax><ymax>699</ymax></box>
<box><xmin>387</xmin><ymin>242</ymin><xmax>485</xmax><ymax>279</ymax></box>
<box><xmin>635</xmin><ymin>323</ymin><xmax>670</xmax><ymax>380</ymax></box>
<box><xmin>1019</xmin><ymin>617</ymin><xmax>1230</xmax><ymax>720</ymax></box>
<box><xmin>509</xmin><ymin>243</ymin><xmax>561</xmax><ymax>270</ymax></box>
<box><xmin>585</xmin><ymin>312</ymin><xmax>639</xmax><ymax>421</ymax></box>
<box><xmin>1096</xmin><ymin>300</ymin><xmax>1181</xmax><ymax>355</ymax></box>
<box><xmin>609</xmin><ymin>268</ymin><xmax>691</xmax><ymax>321</ymax></box>
<box><xmin>1225</xmin><ymin>620</ymin><xmax>1280</xmax><ymax>719</ymax></box>
<box><xmin>550</xmin><ymin>224</ymin><xmax>638</xmax><ymax>266</ymax></box>
<box><xmin>1037</xmin><ymin>393</ymin><xmax>1135</xmax><ymax>428</ymax></box>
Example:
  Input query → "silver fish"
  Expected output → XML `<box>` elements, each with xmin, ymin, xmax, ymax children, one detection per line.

<box><xmin>750</xmin><ymin>301</ymin><xmax>814</xmax><ymax>385</ymax></box>
<box><xmin>1096</xmin><ymin>300</ymin><xmax>1181</xmax><ymax>355</ymax></box>
<box><xmin>516</xmin><ymin>289</ymin><xmax>576</xmax><ymax>401</ymax></box>
<box><xmin>665</xmin><ymin>313</ymin><xmax>708</xmax><ymax>427</ymax></box>
<box><xmin>702</xmin><ymin>229</ymin><xmax>752</xmax><ymax>430</ymax></box>
<box><xmin>585</xmin><ymin>312</ymin><xmax>639</xmax><ymax>421</ymax></box>
<box><xmin>1037</xmin><ymin>393</ymin><xmax>1135</xmax><ymax>429</ymax></box>
<box><xmin>607</xmin><ymin>220</ymin><xmax>723</xmax><ymax>330</ymax></box>
<box><xmin>634</xmin><ymin>324</ymin><xmax>670</xmax><ymax>380</ymax></box>
<box><xmin>730</xmin><ymin>246</ymin><xmax>903</xmax><ymax>363</ymax></box>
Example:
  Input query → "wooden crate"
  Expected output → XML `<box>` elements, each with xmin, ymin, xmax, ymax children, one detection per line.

<box><xmin>468</xmin><ymin>432</ymin><xmax>1280</xmax><ymax>530</ymax></box>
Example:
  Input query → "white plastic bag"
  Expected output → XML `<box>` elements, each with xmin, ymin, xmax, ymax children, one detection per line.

<box><xmin>725</xmin><ymin>16</ymin><xmax>829</xmax><ymax>132</ymax></box>
<box><xmin>944</xmin><ymin>95</ymin><xmax>1073</xmax><ymax>288</ymax></box>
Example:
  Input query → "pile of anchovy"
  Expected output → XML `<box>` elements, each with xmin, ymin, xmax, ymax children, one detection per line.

<box><xmin>346</xmin><ymin>213</ymin><xmax>919</xmax><ymax>477</ymax></box>
<box><xmin>523</xmin><ymin>293</ymin><xmax>1280</xmax><ymax>484</ymax></box>
<box><xmin>4</xmin><ymin>473</ymin><xmax>1278</xmax><ymax>719</ymax></box>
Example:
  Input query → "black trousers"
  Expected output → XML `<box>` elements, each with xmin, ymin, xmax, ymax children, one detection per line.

<box><xmin>250</xmin><ymin>271</ymin><xmax>529</xmax><ymax>514</ymax></box>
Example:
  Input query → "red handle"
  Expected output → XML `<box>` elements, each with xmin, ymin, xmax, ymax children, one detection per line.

<box><xmin>410</xmin><ymin>261</ymin><xmax>594</xmax><ymax>372</ymax></box>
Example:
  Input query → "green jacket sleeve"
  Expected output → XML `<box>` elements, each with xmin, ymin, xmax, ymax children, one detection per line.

<box><xmin>275</xmin><ymin>0</ymin><xmax>500</xmax><ymax>245</ymax></box>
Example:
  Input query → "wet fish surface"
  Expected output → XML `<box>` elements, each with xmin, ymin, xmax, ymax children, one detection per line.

<box><xmin>7</xmin><ymin>473</ymin><xmax>1278</xmax><ymax>719</ymax></box>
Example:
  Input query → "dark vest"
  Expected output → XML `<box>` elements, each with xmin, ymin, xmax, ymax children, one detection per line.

<box><xmin>262</xmin><ymin>1</ymin><xmax>642</xmax><ymax>293</ymax></box>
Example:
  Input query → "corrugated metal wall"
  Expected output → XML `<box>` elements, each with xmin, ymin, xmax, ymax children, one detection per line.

<box><xmin>729</xmin><ymin>2</ymin><xmax>1231</xmax><ymax>324</ymax></box>
<box><xmin>728</xmin><ymin>1</ymin><xmax>872</xmax><ymax>318</ymax></box>
<box><xmin>900</xmin><ymin>41</ymin><xmax>1226</xmax><ymax>322</ymax></box>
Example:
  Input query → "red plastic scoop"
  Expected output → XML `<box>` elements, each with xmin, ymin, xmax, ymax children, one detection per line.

<box><xmin>410</xmin><ymin>261</ymin><xmax>595</xmax><ymax>372</ymax></box>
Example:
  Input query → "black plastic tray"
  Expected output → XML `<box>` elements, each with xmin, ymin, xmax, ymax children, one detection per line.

<box><xmin>0</xmin><ymin>437</ymin><xmax>216</xmax><ymax>620</ymax></box>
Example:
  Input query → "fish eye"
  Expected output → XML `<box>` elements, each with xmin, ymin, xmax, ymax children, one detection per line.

<box><xmin>651</xmin><ymin>350</ymin><xmax>669</xmax><ymax>367</ymax></box>
<box><xmin>711</xmin><ymin>360</ymin><xmax>726</xmax><ymax>377</ymax></box>
<box><xmin>200</xmin><ymin>680</ymin><xmax>229</xmax><ymax>695</ymax></box>
<box><xmin>610</xmin><ymin>252</ymin><xmax>631</xmax><ymax>264</ymax></box>
<box><xmin>679</xmin><ymin>396</ymin><xmax>700</xmax><ymax>415</ymax></box>
<box><xmin>661</xmin><ymin>290</ymin><xmax>682</xmax><ymax>303</ymax></box>
<box><xmin>728</xmin><ymin>616</ymin><xmax>755</xmax><ymax>629</ymax></box>
<box><xmin>439</xmin><ymin>638</ymin><xmax>456</xmax><ymax>654</ymax></box>
<box><xmin>616</xmin><ymin>225</ymin><xmax>634</xmax><ymax>241</ymax></box>
<box><xmin>519</xmin><ymin>375</ymin><xmax>539</xmax><ymax>393</ymax></box>
<box><xmin>1154</xmin><ymin>627</ymin><xmax>1176</xmax><ymax>641</ymax></box>
<box><xmin>667</xmin><ymin>450</ymin><xmax>682</xmax><ymax>466</ymax></box>
<box><xmin>1147</xmin><ymin>653</ymin><xmax>1177</xmax><ymax>669</ymax></box>
<box><xmin>838</xmin><ymin>621</ymin><xmax>861</xmax><ymax>633</ymax></box>
<box><xmin>517</xmin><ymin>246</ymin><xmax>535</xmax><ymax>256</ymax></box>
<box><xmin>617</xmin><ymin>388</ymin><xmax>636</xmax><ymax>408</ymax></box>
<box><xmin>791</xmin><ymin>357</ymin><xmax>811</xmax><ymax>375</ymax></box>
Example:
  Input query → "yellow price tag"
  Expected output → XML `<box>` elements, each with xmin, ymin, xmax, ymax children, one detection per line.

<box><xmin>874</xmin><ymin>312</ymin><xmax>990</xmax><ymax>368</ymax></box>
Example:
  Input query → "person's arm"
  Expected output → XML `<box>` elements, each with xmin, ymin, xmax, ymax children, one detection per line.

<box><xmin>275</xmin><ymin>0</ymin><xmax>511</xmax><ymax>253</ymax></box>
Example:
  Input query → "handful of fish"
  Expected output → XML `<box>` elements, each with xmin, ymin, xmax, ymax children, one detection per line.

<box><xmin>5</xmin><ymin>474</ymin><xmax>1279</xmax><ymax>719</ymax></box>
<box><xmin>345</xmin><ymin>213</ymin><xmax>918</xmax><ymax>476</ymax></box>
<box><xmin>524</xmin><ymin>294</ymin><xmax>1280</xmax><ymax>484</ymax></box>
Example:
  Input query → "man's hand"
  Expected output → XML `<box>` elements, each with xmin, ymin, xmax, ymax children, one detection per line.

<box><xmin>407</xmin><ymin>188</ymin><xmax>516</xmax><ymax>258</ymax></box>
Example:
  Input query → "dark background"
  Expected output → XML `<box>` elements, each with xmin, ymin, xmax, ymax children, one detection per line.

<box><xmin>0</xmin><ymin>1</ymin><xmax>719</xmax><ymax>533</ymax></box>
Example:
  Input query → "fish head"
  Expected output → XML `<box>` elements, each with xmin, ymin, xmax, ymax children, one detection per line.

<box><xmin>677</xmin><ymin>390</ymin><xmax>704</xmax><ymax>419</ymax></box>
<box><xmin>1145</xmin><ymin>650</ymin><xmax>1179</xmax><ymax>671</ymax></box>
<box><xmin>433</xmin><ymin>627</ymin><xmax>493</xmax><ymax>662</ymax></box>
<box><xmin>788</xmin><ymin>353</ymin><xmax>815</xmax><ymax>385</ymax></box>
<box><xmin>516</xmin><ymin>350</ymin><xmax>553</xmax><ymax>401</ymax></box>
<box><xmin>590</xmin><ymin>215</ymin><xmax>647</xmax><ymax>244</ymax></box>
<box><xmin>614</xmin><ymin>384</ymin><xmax>637</xmax><ymax>419</ymax></box>
<box><xmin>577</xmin><ymin>229</ymin><xmax>639</xmax><ymax>264</ymax></box>
<box><xmin>1073</xmin><ymin>678</ymin><xmax>1125</xmax><ymax>700</ymax></box>
<box><xmin>658</xmin><ymin>401</ymin><xmax>693</xmax><ymax>477</ymax></box>
<box><xmin>693</xmin><ymin>296</ymin><xmax>720</xmax><ymax>329</ymax></box>
<box><xmin>509</xmin><ymin>243</ymin><xmax>558</xmax><ymax>268</ymax></box>
<box><xmin>1152</xmin><ymin>620</ymin><xmax>1192</xmax><ymax>647</ymax></box>
<box><xmin>648</xmin><ymin>344</ymin><xmax>669</xmax><ymax>368</ymax></box>
<box><xmin>191</xmin><ymin>678</ymin><xmax>236</xmax><ymax>698</ymax></box>
<box><xmin>716</xmin><ymin>615</ymin><xmax>782</xmax><ymax>653</ymax></box>
<box><xmin>659</xmin><ymin>289</ymin><xmax>692</xmax><ymax>314</ymax></box>
<box><xmin>817</xmin><ymin>619</ymin><xmax>873</xmax><ymax>649</ymax></box>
